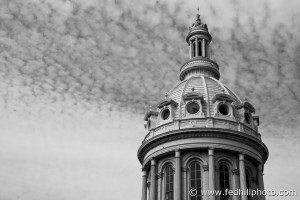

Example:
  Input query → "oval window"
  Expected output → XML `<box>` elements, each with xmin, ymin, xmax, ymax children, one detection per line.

<box><xmin>187</xmin><ymin>102</ymin><xmax>200</xmax><ymax>114</ymax></box>
<box><xmin>244</xmin><ymin>112</ymin><xmax>251</xmax><ymax>124</ymax></box>
<box><xmin>218</xmin><ymin>104</ymin><xmax>229</xmax><ymax>115</ymax></box>
<box><xmin>161</xmin><ymin>109</ymin><xmax>170</xmax><ymax>120</ymax></box>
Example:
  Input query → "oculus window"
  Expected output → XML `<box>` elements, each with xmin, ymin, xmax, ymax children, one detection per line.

<box><xmin>218</xmin><ymin>104</ymin><xmax>229</xmax><ymax>116</ymax></box>
<box><xmin>161</xmin><ymin>109</ymin><xmax>170</xmax><ymax>120</ymax></box>
<box><xmin>187</xmin><ymin>102</ymin><xmax>200</xmax><ymax>114</ymax></box>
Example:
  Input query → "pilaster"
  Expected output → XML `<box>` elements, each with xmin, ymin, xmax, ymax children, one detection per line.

<box><xmin>239</xmin><ymin>154</ymin><xmax>247</xmax><ymax>200</ymax></box>
<box><xmin>150</xmin><ymin>159</ymin><xmax>156</xmax><ymax>200</ymax></box>
<box><xmin>208</xmin><ymin>149</ymin><xmax>215</xmax><ymax>200</ymax></box>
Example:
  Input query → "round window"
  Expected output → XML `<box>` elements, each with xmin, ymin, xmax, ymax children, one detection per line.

<box><xmin>244</xmin><ymin>112</ymin><xmax>251</xmax><ymax>124</ymax></box>
<box><xmin>218</xmin><ymin>104</ymin><xmax>229</xmax><ymax>115</ymax></box>
<box><xmin>161</xmin><ymin>109</ymin><xmax>170</xmax><ymax>120</ymax></box>
<box><xmin>186</xmin><ymin>102</ymin><xmax>200</xmax><ymax>114</ymax></box>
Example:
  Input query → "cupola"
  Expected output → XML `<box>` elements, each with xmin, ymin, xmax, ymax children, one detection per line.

<box><xmin>180</xmin><ymin>14</ymin><xmax>220</xmax><ymax>81</ymax></box>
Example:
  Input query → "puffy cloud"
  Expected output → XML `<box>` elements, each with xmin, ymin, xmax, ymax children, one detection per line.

<box><xmin>0</xmin><ymin>0</ymin><xmax>299</xmax><ymax>199</ymax></box>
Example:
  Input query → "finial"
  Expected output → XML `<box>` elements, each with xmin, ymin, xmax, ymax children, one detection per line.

<box><xmin>149</xmin><ymin>105</ymin><xmax>153</xmax><ymax>111</ymax></box>
<box><xmin>196</xmin><ymin>8</ymin><xmax>200</xmax><ymax>21</ymax></box>
<box><xmin>165</xmin><ymin>93</ymin><xmax>168</xmax><ymax>99</ymax></box>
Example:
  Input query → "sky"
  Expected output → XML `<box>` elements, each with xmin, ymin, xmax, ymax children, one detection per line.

<box><xmin>0</xmin><ymin>0</ymin><xmax>299</xmax><ymax>199</ymax></box>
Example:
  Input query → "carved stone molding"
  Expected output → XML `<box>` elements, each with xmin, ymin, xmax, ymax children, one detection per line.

<box><xmin>232</xmin><ymin>169</ymin><xmax>239</xmax><ymax>175</ymax></box>
<box><xmin>156</xmin><ymin>172</ymin><xmax>163</xmax><ymax>179</ymax></box>
<box><xmin>206</xmin><ymin>118</ymin><xmax>214</xmax><ymax>127</ymax></box>
<box><xmin>182</xmin><ymin>167</ymin><xmax>188</xmax><ymax>172</ymax></box>
<box><xmin>138</xmin><ymin>129</ymin><xmax>268</xmax><ymax>165</ymax></box>
<box><xmin>203</xmin><ymin>165</ymin><xmax>209</xmax><ymax>171</ymax></box>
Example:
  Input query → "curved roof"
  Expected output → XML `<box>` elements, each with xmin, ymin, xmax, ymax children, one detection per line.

<box><xmin>142</xmin><ymin>74</ymin><xmax>261</xmax><ymax>143</ymax></box>
<box><xmin>138</xmin><ymin>14</ymin><xmax>268</xmax><ymax>167</ymax></box>
<box><xmin>167</xmin><ymin>75</ymin><xmax>242</xmax><ymax>120</ymax></box>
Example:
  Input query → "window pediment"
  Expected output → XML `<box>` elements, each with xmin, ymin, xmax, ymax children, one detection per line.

<box><xmin>253</xmin><ymin>115</ymin><xmax>260</xmax><ymax>126</ymax></box>
<box><xmin>157</xmin><ymin>99</ymin><xmax>178</xmax><ymax>109</ymax></box>
<box><xmin>237</xmin><ymin>102</ymin><xmax>255</xmax><ymax>113</ymax></box>
<box><xmin>212</xmin><ymin>93</ymin><xmax>234</xmax><ymax>103</ymax></box>
<box><xmin>144</xmin><ymin>110</ymin><xmax>158</xmax><ymax>121</ymax></box>
<box><xmin>182</xmin><ymin>92</ymin><xmax>203</xmax><ymax>101</ymax></box>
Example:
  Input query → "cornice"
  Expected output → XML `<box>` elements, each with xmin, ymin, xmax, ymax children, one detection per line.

<box><xmin>143</xmin><ymin>117</ymin><xmax>261</xmax><ymax>142</ymax></box>
<box><xmin>203</xmin><ymin>165</ymin><xmax>209</xmax><ymax>171</ymax></box>
<box><xmin>186</xmin><ymin>29</ymin><xmax>212</xmax><ymax>43</ymax></box>
<box><xmin>179</xmin><ymin>57</ymin><xmax>220</xmax><ymax>80</ymax></box>
<box><xmin>137</xmin><ymin>128</ymin><xmax>268</xmax><ymax>165</ymax></box>
<box><xmin>180</xmin><ymin>57</ymin><xmax>219</xmax><ymax>72</ymax></box>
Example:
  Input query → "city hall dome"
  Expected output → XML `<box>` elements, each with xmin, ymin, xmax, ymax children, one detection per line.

<box><xmin>138</xmin><ymin>13</ymin><xmax>268</xmax><ymax>200</ymax></box>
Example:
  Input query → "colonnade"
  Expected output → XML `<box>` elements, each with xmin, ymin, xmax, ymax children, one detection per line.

<box><xmin>141</xmin><ymin>149</ymin><xmax>265</xmax><ymax>200</ymax></box>
<box><xmin>189</xmin><ymin>38</ymin><xmax>207</xmax><ymax>58</ymax></box>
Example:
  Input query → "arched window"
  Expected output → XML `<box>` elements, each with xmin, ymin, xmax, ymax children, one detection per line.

<box><xmin>198</xmin><ymin>40</ymin><xmax>202</xmax><ymax>56</ymax></box>
<box><xmin>205</xmin><ymin>42</ymin><xmax>208</xmax><ymax>57</ymax></box>
<box><xmin>219</xmin><ymin>164</ymin><xmax>230</xmax><ymax>200</ymax></box>
<box><xmin>189</xmin><ymin>162</ymin><xmax>201</xmax><ymax>200</ymax></box>
<box><xmin>246</xmin><ymin>171</ymin><xmax>251</xmax><ymax>200</ymax></box>
<box><xmin>165</xmin><ymin>165</ymin><xmax>174</xmax><ymax>200</ymax></box>
<box><xmin>192</xmin><ymin>41</ymin><xmax>196</xmax><ymax>57</ymax></box>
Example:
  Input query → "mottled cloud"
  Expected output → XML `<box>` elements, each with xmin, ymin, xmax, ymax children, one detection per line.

<box><xmin>0</xmin><ymin>0</ymin><xmax>299</xmax><ymax>199</ymax></box>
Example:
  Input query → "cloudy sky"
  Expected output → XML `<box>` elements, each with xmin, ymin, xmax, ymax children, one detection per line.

<box><xmin>0</xmin><ymin>0</ymin><xmax>299</xmax><ymax>199</ymax></box>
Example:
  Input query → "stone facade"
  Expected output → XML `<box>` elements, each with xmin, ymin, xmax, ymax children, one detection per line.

<box><xmin>138</xmin><ymin>14</ymin><xmax>268</xmax><ymax>200</ymax></box>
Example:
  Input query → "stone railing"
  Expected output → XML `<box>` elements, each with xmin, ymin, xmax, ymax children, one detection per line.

<box><xmin>143</xmin><ymin>117</ymin><xmax>261</xmax><ymax>142</ymax></box>
<box><xmin>180</xmin><ymin>58</ymin><xmax>219</xmax><ymax>72</ymax></box>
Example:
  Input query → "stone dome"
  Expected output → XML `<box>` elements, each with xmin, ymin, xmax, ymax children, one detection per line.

<box><xmin>139</xmin><ymin>14</ymin><xmax>268</xmax><ymax>168</ymax></box>
<box><xmin>138</xmin><ymin>14</ymin><xmax>269</xmax><ymax>200</ymax></box>
<box><xmin>167</xmin><ymin>74</ymin><xmax>242</xmax><ymax>120</ymax></box>
<box><xmin>142</xmin><ymin>74</ymin><xmax>261</xmax><ymax>145</ymax></box>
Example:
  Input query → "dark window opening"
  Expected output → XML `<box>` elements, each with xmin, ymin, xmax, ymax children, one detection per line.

<box><xmin>192</xmin><ymin>41</ymin><xmax>196</xmax><ymax>57</ymax></box>
<box><xmin>219</xmin><ymin>164</ymin><xmax>230</xmax><ymax>200</ymax></box>
<box><xmin>218</xmin><ymin>104</ymin><xmax>229</xmax><ymax>116</ymax></box>
<box><xmin>198</xmin><ymin>40</ymin><xmax>202</xmax><ymax>56</ymax></box>
<box><xmin>162</xmin><ymin>109</ymin><xmax>170</xmax><ymax>120</ymax></box>
<box><xmin>190</xmin><ymin>162</ymin><xmax>202</xmax><ymax>200</ymax></box>
<box><xmin>246</xmin><ymin>172</ymin><xmax>251</xmax><ymax>200</ymax></box>
<box><xmin>244</xmin><ymin>112</ymin><xmax>251</xmax><ymax>124</ymax></box>
<box><xmin>165</xmin><ymin>165</ymin><xmax>174</xmax><ymax>200</ymax></box>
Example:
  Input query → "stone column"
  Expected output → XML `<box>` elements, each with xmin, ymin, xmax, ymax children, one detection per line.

<box><xmin>250</xmin><ymin>177</ymin><xmax>258</xmax><ymax>200</ymax></box>
<box><xmin>232</xmin><ymin>169</ymin><xmax>241</xmax><ymax>200</ymax></box>
<box><xmin>257</xmin><ymin>164</ymin><xmax>265</xmax><ymax>200</ymax></box>
<box><xmin>203</xmin><ymin>165</ymin><xmax>209</xmax><ymax>200</ymax></box>
<box><xmin>239</xmin><ymin>154</ymin><xmax>247</xmax><ymax>200</ymax></box>
<box><xmin>150</xmin><ymin>159</ymin><xmax>156</xmax><ymax>200</ymax></box>
<box><xmin>157</xmin><ymin>173</ymin><xmax>162</xmax><ymax>200</ymax></box>
<box><xmin>182</xmin><ymin>167</ymin><xmax>188</xmax><ymax>200</ymax></box>
<box><xmin>189</xmin><ymin>40</ymin><xmax>192</xmax><ymax>58</ymax></box>
<box><xmin>174</xmin><ymin>150</ymin><xmax>181</xmax><ymax>200</ymax></box>
<box><xmin>142</xmin><ymin>169</ymin><xmax>148</xmax><ymax>200</ymax></box>
<box><xmin>208</xmin><ymin>149</ymin><xmax>215</xmax><ymax>200</ymax></box>
<box><xmin>202</xmin><ymin>39</ymin><xmax>206</xmax><ymax>57</ymax></box>
<box><xmin>195</xmin><ymin>38</ymin><xmax>199</xmax><ymax>56</ymax></box>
